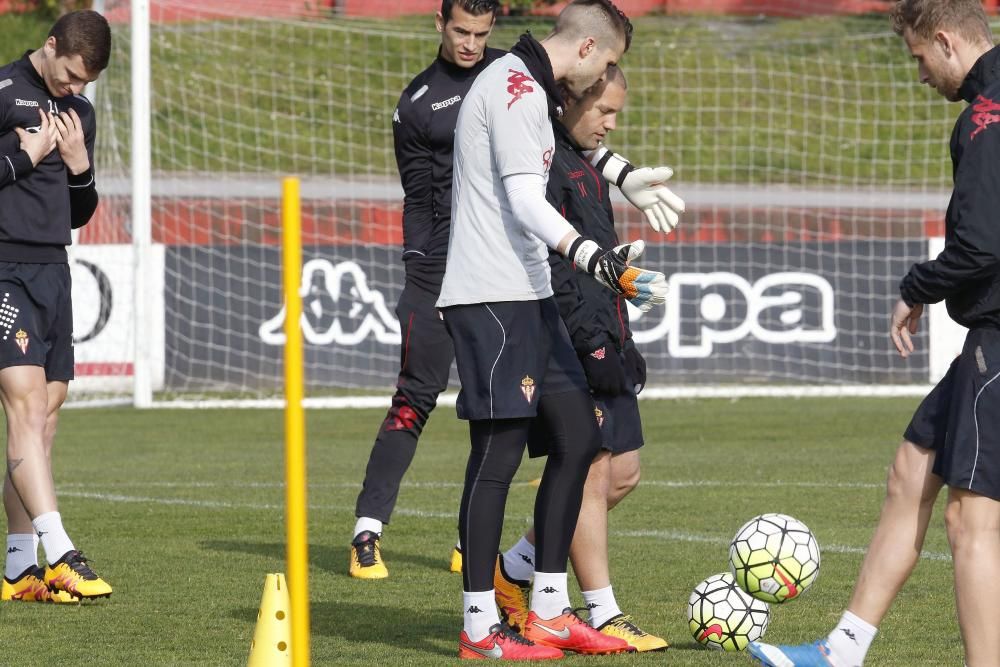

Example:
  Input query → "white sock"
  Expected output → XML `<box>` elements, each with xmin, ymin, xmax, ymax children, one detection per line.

<box><xmin>5</xmin><ymin>533</ymin><xmax>37</xmax><ymax>579</ymax></box>
<box><xmin>502</xmin><ymin>536</ymin><xmax>535</xmax><ymax>583</ymax></box>
<box><xmin>826</xmin><ymin>610</ymin><xmax>877</xmax><ymax>667</ymax></box>
<box><xmin>32</xmin><ymin>512</ymin><xmax>74</xmax><ymax>565</ymax></box>
<box><xmin>353</xmin><ymin>517</ymin><xmax>382</xmax><ymax>540</ymax></box>
<box><xmin>581</xmin><ymin>585</ymin><xmax>622</xmax><ymax>628</ymax></box>
<box><xmin>463</xmin><ymin>590</ymin><xmax>501</xmax><ymax>642</ymax></box>
<box><xmin>456</xmin><ymin>538</ymin><xmax>462</xmax><ymax>550</ymax></box>
<box><xmin>531</xmin><ymin>571</ymin><xmax>570</xmax><ymax>620</ymax></box>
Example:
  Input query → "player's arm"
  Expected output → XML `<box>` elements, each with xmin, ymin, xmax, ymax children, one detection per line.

<box><xmin>54</xmin><ymin>107</ymin><xmax>99</xmax><ymax>229</ymax></box>
<box><xmin>899</xmin><ymin>126</ymin><xmax>1000</xmax><ymax>307</ymax></box>
<box><xmin>2</xmin><ymin>108</ymin><xmax>55</xmax><ymax>189</ymax></box>
<box><xmin>392</xmin><ymin>92</ymin><xmax>434</xmax><ymax>254</ymax></box>
<box><xmin>587</xmin><ymin>145</ymin><xmax>685</xmax><ymax>233</ymax></box>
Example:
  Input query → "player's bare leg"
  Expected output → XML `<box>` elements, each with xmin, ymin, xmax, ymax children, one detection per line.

<box><xmin>569</xmin><ymin>451</ymin><xmax>612</xmax><ymax>592</ymax></box>
<box><xmin>847</xmin><ymin>440</ymin><xmax>942</xmax><ymax>625</ymax></box>
<box><xmin>1</xmin><ymin>366</ymin><xmax>57</xmax><ymax>518</ymax></box>
<box><xmin>749</xmin><ymin>440</ymin><xmax>941</xmax><ymax>666</ymax></box>
<box><xmin>945</xmin><ymin>488</ymin><xmax>1000</xmax><ymax>666</ymax></box>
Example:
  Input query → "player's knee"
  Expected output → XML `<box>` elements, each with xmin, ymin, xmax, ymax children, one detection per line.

<box><xmin>610</xmin><ymin>467</ymin><xmax>640</xmax><ymax>504</ymax></box>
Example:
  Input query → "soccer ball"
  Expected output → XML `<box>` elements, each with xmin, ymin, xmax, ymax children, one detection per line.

<box><xmin>688</xmin><ymin>572</ymin><xmax>770</xmax><ymax>652</ymax></box>
<box><xmin>729</xmin><ymin>513</ymin><xmax>821</xmax><ymax>604</ymax></box>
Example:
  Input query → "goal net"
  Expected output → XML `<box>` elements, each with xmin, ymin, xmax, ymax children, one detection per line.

<box><xmin>78</xmin><ymin>0</ymin><xmax>965</xmax><ymax>406</ymax></box>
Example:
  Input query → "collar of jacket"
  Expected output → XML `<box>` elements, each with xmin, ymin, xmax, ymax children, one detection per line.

<box><xmin>435</xmin><ymin>46</ymin><xmax>499</xmax><ymax>77</ymax></box>
<box><xmin>553</xmin><ymin>115</ymin><xmax>585</xmax><ymax>153</ymax></box>
<box><xmin>510</xmin><ymin>32</ymin><xmax>565</xmax><ymax>118</ymax></box>
<box><xmin>16</xmin><ymin>51</ymin><xmax>47</xmax><ymax>91</ymax></box>
<box><xmin>959</xmin><ymin>44</ymin><xmax>1000</xmax><ymax>103</ymax></box>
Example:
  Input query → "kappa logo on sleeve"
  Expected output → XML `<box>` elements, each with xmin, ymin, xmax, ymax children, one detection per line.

<box><xmin>970</xmin><ymin>95</ymin><xmax>1000</xmax><ymax>140</ymax></box>
<box><xmin>506</xmin><ymin>69</ymin><xmax>535</xmax><ymax>109</ymax></box>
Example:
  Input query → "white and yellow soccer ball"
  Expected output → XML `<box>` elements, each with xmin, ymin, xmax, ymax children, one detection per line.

<box><xmin>688</xmin><ymin>572</ymin><xmax>770</xmax><ymax>652</ymax></box>
<box><xmin>728</xmin><ymin>513</ymin><xmax>821</xmax><ymax>604</ymax></box>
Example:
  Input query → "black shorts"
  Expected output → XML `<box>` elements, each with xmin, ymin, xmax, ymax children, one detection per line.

<box><xmin>441</xmin><ymin>298</ymin><xmax>588</xmax><ymax>421</ymax></box>
<box><xmin>0</xmin><ymin>262</ymin><xmax>74</xmax><ymax>381</ymax></box>
<box><xmin>528</xmin><ymin>348</ymin><xmax>644</xmax><ymax>457</ymax></box>
<box><xmin>904</xmin><ymin>328</ymin><xmax>1000</xmax><ymax>500</ymax></box>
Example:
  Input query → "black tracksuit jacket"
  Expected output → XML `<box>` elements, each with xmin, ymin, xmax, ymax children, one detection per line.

<box><xmin>546</xmin><ymin>120</ymin><xmax>632</xmax><ymax>355</ymax></box>
<box><xmin>900</xmin><ymin>45</ymin><xmax>1000</xmax><ymax>330</ymax></box>
<box><xmin>0</xmin><ymin>52</ymin><xmax>99</xmax><ymax>263</ymax></box>
<box><xmin>391</xmin><ymin>46</ymin><xmax>505</xmax><ymax>292</ymax></box>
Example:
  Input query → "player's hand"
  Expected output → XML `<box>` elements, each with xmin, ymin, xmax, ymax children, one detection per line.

<box><xmin>622</xmin><ymin>338</ymin><xmax>647</xmax><ymax>394</ymax></box>
<box><xmin>53</xmin><ymin>108</ymin><xmax>89</xmax><ymax>175</ymax></box>
<box><xmin>13</xmin><ymin>109</ymin><xmax>57</xmax><ymax>166</ymax></box>
<box><xmin>579</xmin><ymin>338</ymin><xmax>628</xmax><ymax>396</ymax></box>
<box><xmin>890</xmin><ymin>298</ymin><xmax>923</xmax><ymax>358</ymax></box>
<box><xmin>620</xmin><ymin>166</ymin><xmax>685</xmax><ymax>233</ymax></box>
<box><xmin>570</xmin><ymin>238</ymin><xmax>668</xmax><ymax>312</ymax></box>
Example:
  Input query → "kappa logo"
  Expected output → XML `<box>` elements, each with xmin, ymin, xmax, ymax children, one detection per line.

<box><xmin>506</xmin><ymin>69</ymin><xmax>534</xmax><ymax>109</ymax></box>
<box><xmin>840</xmin><ymin>628</ymin><xmax>858</xmax><ymax>643</ymax></box>
<box><xmin>431</xmin><ymin>95</ymin><xmax>461</xmax><ymax>111</ymax></box>
<box><xmin>540</xmin><ymin>586</ymin><xmax>557</xmax><ymax>594</ymax></box>
<box><xmin>520</xmin><ymin>375</ymin><xmax>536</xmax><ymax>403</ymax></box>
<box><xmin>7</xmin><ymin>546</ymin><xmax>21</xmax><ymax>554</ymax></box>
<box><xmin>467</xmin><ymin>605</ymin><xmax>484</xmax><ymax>613</ymax></box>
<box><xmin>971</xmin><ymin>95</ymin><xmax>1000</xmax><ymax>140</ymax></box>
<box><xmin>518</xmin><ymin>552</ymin><xmax>534</xmax><ymax>566</ymax></box>
<box><xmin>259</xmin><ymin>259</ymin><xmax>401</xmax><ymax>347</ymax></box>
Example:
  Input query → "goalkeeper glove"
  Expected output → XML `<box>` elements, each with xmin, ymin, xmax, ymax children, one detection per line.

<box><xmin>579</xmin><ymin>337</ymin><xmax>628</xmax><ymax>396</ymax></box>
<box><xmin>622</xmin><ymin>338</ymin><xmax>647</xmax><ymax>394</ymax></box>
<box><xmin>591</xmin><ymin>148</ymin><xmax>685</xmax><ymax>234</ymax></box>
<box><xmin>568</xmin><ymin>238</ymin><xmax>667</xmax><ymax>313</ymax></box>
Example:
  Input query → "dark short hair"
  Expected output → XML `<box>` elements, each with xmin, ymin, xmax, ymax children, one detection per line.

<box><xmin>440</xmin><ymin>0</ymin><xmax>501</xmax><ymax>24</ymax></box>
<box><xmin>556</xmin><ymin>0</ymin><xmax>633</xmax><ymax>53</ymax></box>
<box><xmin>50</xmin><ymin>10</ymin><xmax>112</xmax><ymax>73</ymax></box>
<box><xmin>890</xmin><ymin>0</ymin><xmax>993</xmax><ymax>46</ymax></box>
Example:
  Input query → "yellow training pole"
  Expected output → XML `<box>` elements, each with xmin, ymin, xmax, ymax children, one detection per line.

<box><xmin>282</xmin><ymin>176</ymin><xmax>310</xmax><ymax>667</ymax></box>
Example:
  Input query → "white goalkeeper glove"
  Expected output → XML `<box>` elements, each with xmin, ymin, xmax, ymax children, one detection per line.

<box><xmin>590</xmin><ymin>147</ymin><xmax>685</xmax><ymax>234</ymax></box>
<box><xmin>568</xmin><ymin>237</ymin><xmax>667</xmax><ymax>312</ymax></box>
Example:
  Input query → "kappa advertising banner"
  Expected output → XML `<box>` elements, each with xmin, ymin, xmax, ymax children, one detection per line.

<box><xmin>71</xmin><ymin>244</ymin><xmax>166</xmax><ymax>392</ymax></box>
<box><xmin>166</xmin><ymin>240</ymin><xmax>928</xmax><ymax>391</ymax></box>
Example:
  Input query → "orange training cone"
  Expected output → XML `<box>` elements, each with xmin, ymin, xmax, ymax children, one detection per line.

<box><xmin>247</xmin><ymin>573</ymin><xmax>291</xmax><ymax>666</ymax></box>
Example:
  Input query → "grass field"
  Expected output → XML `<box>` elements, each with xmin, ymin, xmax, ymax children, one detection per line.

<box><xmin>0</xmin><ymin>397</ymin><xmax>963</xmax><ymax>665</ymax></box>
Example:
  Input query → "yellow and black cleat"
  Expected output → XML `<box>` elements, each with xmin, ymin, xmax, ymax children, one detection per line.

<box><xmin>2</xmin><ymin>566</ymin><xmax>78</xmax><ymax>603</ymax></box>
<box><xmin>349</xmin><ymin>531</ymin><xmax>387</xmax><ymax>579</ymax></box>
<box><xmin>597</xmin><ymin>614</ymin><xmax>668</xmax><ymax>652</ymax></box>
<box><xmin>44</xmin><ymin>551</ymin><xmax>112</xmax><ymax>600</ymax></box>
<box><xmin>449</xmin><ymin>546</ymin><xmax>463</xmax><ymax>574</ymax></box>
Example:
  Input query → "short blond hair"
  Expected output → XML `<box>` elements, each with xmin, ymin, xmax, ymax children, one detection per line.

<box><xmin>890</xmin><ymin>0</ymin><xmax>993</xmax><ymax>45</ymax></box>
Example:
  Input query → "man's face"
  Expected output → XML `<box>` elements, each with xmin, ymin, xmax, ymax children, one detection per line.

<box><xmin>561</xmin><ymin>79</ymin><xmax>626</xmax><ymax>150</ymax></box>
<box><xmin>43</xmin><ymin>38</ymin><xmax>98</xmax><ymax>98</ymax></box>
<box><xmin>903</xmin><ymin>27</ymin><xmax>966</xmax><ymax>102</ymax></box>
<box><xmin>560</xmin><ymin>38</ymin><xmax>624</xmax><ymax>101</ymax></box>
<box><xmin>436</xmin><ymin>5</ymin><xmax>495</xmax><ymax>68</ymax></box>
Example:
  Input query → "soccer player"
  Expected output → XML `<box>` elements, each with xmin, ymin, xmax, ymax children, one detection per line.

<box><xmin>493</xmin><ymin>66</ymin><xmax>668</xmax><ymax>652</ymax></box>
<box><xmin>749</xmin><ymin>2</ymin><xmax>1000</xmax><ymax>665</ymax></box>
<box><xmin>442</xmin><ymin>0</ymin><xmax>668</xmax><ymax>658</ymax></box>
<box><xmin>349</xmin><ymin>0</ymin><xmax>504</xmax><ymax>580</ymax></box>
<box><xmin>0</xmin><ymin>10</ymin><xmax>113</xmax><ymax>602</ymax></box>
<box><xmin>350</xmin><ymin>0</ymin><xmax>684</xmax><ymax>580</ymax></box>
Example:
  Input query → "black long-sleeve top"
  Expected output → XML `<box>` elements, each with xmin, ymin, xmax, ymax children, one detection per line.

<box><xmin>0</xmin><ymin>52</ymin><xmax>98</xmax><ymax>264</ymax></box>
<box><xmin>900</xmin><ymin>45</ymin><xmax>1000</xmax><ymax>329</ymax></box>
<box><xmin>391</xmin><ymin>47</ymin><xmax>505</xmax><ymax>291</ymax></box>
<box><xmin>545</xmin><ymin>120</ymin><xmax>632</xmax><ymax>354</ymax></box>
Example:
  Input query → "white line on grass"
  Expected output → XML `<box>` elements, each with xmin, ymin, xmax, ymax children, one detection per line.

<box><xmin>60</xmin><ymin>489</ymin><xmax>951</xmax><ymax>562</ymax></box>
<box><xmin>58</xmin><ymin>479</ymin><xmax>884</xmax><ymax>490</ymax></box>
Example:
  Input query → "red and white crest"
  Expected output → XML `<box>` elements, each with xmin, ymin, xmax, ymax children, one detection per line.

<box><xmin>590</xmin><ymin>347</ymin><xmax>606</xmax><ymax>360</ymax></box>
<box><xmin>14</xmin><ymin>329</ymin><xmax>28</xmax><ymax>355</ymax></box>
<box><xmin>520</xmin><ymin>375</ymin><xmax>536</xmax><ymax>403</ymax></box>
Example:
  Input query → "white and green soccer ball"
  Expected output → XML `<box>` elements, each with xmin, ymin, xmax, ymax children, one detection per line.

<box><xmin>687</xmin><ymin>572</ymin><xmax>770</xmax><ymax>652</ymax></box>
<box><xmin>728</xmin><ymin>513</ymin><xmax>821</xmax><ymax>604</ymax></box>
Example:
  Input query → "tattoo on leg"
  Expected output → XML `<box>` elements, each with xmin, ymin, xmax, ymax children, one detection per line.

<box><xmin>7</xmin><ymin>457</ymin><xmax>23</xmax><ymax>477</ymax></box>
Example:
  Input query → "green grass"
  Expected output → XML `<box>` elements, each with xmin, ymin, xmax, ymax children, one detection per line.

<box><xmin>0</xmin><ymin>13</ymin><xmax>960</xmax><ymax>187</ymax></box>
<box><xmin>0</xmin><ymin>398</ymin><xmax>963</xmax><ymax>664</ymax></box>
